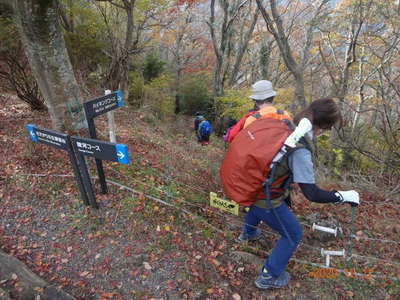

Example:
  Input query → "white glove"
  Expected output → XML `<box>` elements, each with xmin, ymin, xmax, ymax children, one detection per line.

<box><xmin>335</xmin><ymin>190</ymin><xmax>360</xmax><ymax>206</ymax></box>
<box><xmin>284</xmin><ymin>118</ymin><xmax>313</xmax><ymax>148</ymax></box>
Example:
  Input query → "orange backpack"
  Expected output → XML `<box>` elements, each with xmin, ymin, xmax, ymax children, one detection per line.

<box><xmin>219</xmin><ymin>107</ymin><xmax>292</xmax><ymax>206</ymax></box>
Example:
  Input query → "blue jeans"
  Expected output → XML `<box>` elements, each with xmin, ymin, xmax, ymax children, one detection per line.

<box><xmin>243</xmin><ymin>203</ymin><xmax>303</xmax><ymax>277</ymax></box>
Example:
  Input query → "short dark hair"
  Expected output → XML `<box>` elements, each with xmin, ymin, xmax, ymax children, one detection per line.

<box><xmin>254</xmin><ymin>96</ymin><xmax>274</xmax><ymax>104</ymax></box>
<box><xmin>294</xmin><ymin>98</ymin><xmax>342</xmax><ymax>130</ymax></box>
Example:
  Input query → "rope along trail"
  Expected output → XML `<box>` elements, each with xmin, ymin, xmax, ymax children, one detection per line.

<box><xmin>108</xmin><ymin>167</ymin><xmax>400</xmax><ymax>246</ymax></box>
<box><xmin>13</xmin><ymin>173</ymin><xmax>400</xmax><ymax>280</ymax></box>
<box><xmin>104</xmin><ymin>177</ymin><xmax>400</xmax><ymax>281</ymax></box>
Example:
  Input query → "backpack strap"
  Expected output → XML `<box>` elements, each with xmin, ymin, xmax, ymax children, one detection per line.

<box><xmin>282</xmin><ymin>119</ymin><xmax>296</xmax><ymax>131</ymax></box>
<box><xmin>252</xmin><ymin>112</ymin><xmax>262</xmax><ymax>119</ymax></box>
<box><xmin>244</xmin><ymin>107</ymin><xmax>292</xmax><ymax>129</ymax></box>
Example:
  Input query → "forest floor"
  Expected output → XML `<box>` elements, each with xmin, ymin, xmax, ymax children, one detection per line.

<box><xmin>0</xmin><ymin>98</ymin><xmax>399</xmax><ymax>300</ymax></box>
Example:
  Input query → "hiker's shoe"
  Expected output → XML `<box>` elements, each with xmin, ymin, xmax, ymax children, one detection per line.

<box><xmin>255</xmin><ymin>268</ymin><xmax>290</xmax><ymax>289</ymax></box>
<box><xmin>236</xmin><ymin>228</ymin><xmax>262</xmax><ymax>243</ymax></box>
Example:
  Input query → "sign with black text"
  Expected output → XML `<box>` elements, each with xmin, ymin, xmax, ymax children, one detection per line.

<box><xmin>210</xmin><ymin>192</ymin><xmax>239</xmax><ymax>215</ymax></box>
<box><xmin>27</xmin><ymin>124</ymin><xmax>69</xmax><ymax>150</ymax></box>
<box><xmin>71</xmin><ymin>136</ymin><xmax>130</xmax><ymax>165</ymax></box>
<box><xmin>26</xmin><ymin>124</ymin><xmax>90</xmax><ymax>206</ymax></box>
<box><xmin>83</xmin><ymin>90</ymin><xmax>123</xmax><ymax>119</ymax></box>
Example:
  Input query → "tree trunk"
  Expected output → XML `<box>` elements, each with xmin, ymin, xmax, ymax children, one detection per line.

<box><xmin>175</xmin><ymin>67</ymin><xmax>182</xmax><ymax>114</ymax></box>
<box><xmin>214</xmin><ymin>57</ymin><xmax>224</xmax><ymax>96</ymax></box>
<box><xmin>260</xmin><ymin>40</ymin><xmax>273</xmax><ymax>80</ymax></box>
<box><xmin>256</xmin><ymin>0</ymin><xmax>329</xmax><ymax>110</ymax></box>
<box><xmin>228</xmin><ymin>9</ymin><xmax>259</xmax><ymax>87</ymax></box>
<box><xmin>292</xmin><ymin>73</ymin><xmax>306</xmax><ymax>111</ymax></box>
<box><xmin>101</xmin><ymin>0</ymin><xmax>134</xmax><ymax>104</ymax></box>
<box><xmin>12</xmin><ymin>0</ymin><xmax>85</xmax><ymax>131</ymax></box>
<box><xmin>208</xmin><ymin>0</ymin><xmax>249</xmax><ymax>97</ymax></box>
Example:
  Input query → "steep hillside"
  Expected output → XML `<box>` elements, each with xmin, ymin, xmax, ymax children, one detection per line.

<box><xmin>1</xmin><ymin>100</ymin><xmax>399</xmax><ymax>299</ymax></box>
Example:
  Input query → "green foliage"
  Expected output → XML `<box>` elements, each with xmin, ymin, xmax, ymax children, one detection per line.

<box><xmin>213</xmin><ymin>88</ymin><xmax>252</xmax><ymax>120</ymax></box>
<box><xmin>143</xmin><ymin>51</ymin><xmax>166</xmax><ymax>82</ymax></box>
<box><xmin>275</xmin><ymin>87</ymin><xmax>294</xmax><ymax>110</ymax></box>
<box><xmin>141</xmin><ymin>74</ymin><xmax>175</xmax><ymax>120</ymax></box>
<box><xmin>211</xmin><ymin>87</ymin><xmax>296</xmax><ymax>135</ymax></box>
<box><xmin>315</xmin><ymin>133</ymin><xmax>344</xmax><ymax>177</ymax></box>
<box><xmin>0</xmin><ymin>17</ymin><xmax>17</xmax><ymax>51</ymax></box>
<box><xmin>180</xmin><ymin>72</ymin><xmax>213</xmax><ymax>115</ymax></box>
<box><xmin>65</xmin><ymin>25</ymin><xmax>108</xmax><ymax>68</ymax></box>
<box><xmin>315</xmin><ymin>127</ymin><xmax>389</xmax><ymax>181</ymax></box>
<box><xmin>331</xmin><ymin>148</ymin><xmax>344</xmax><ymax>177</ymax></box>
<box><xmin>63</xmin><ymin>2</ymin><xmax>108</xmax><ymax>81</ymax></box>
<box><xmin>213</xmin><ymin>87</ymin><xmax>294</xmax><ymax>121</ymax></box>
<box><xmin>356</xmin><ymin>152</ymin><xmax>378</xmax><ymax>172</ymax></box>
<box><xmin>128</xmin><ymin>70</ymin><xmax>145</xmax><ymax>107</ymax></box>
<box><xmin>134</xmin><ymin>0</ymin><xmax>169</xmax><ymax>23</ymax></box>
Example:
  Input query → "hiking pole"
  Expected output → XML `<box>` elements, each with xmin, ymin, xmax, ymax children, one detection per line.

<box><xmin>347</xmin><ymin>205</ymin><xmax>357</xmax><ymax>268</ymax></box>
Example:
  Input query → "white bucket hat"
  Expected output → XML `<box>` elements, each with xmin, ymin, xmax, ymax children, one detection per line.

<box><xmin>249</xmin><ymin>80</ymin><xmax>276</xmax><ymax>100</ymax></box>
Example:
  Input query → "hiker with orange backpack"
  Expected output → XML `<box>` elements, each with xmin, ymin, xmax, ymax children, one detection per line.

<box><xmin>220</xmin><ymin>80</ymin><xmax>360</xmax><ymax>289</ymax></box>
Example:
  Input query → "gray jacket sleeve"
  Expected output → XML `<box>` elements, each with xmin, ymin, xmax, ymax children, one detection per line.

<box><xmin>288</xmin><ymin>148</ymin><xmax>315</xmax><ymax>184</ymax></box>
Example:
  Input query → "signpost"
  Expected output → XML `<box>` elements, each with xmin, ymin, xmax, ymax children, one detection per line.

<box><xmin>26</xmin><ymin>124</ymin><xmax>90</xmax><ymax>206</ymax></box>
<box><xmin>27</xmin><ymin>124</ymin><xmax>131</xmax><ymax>209</ymax></box>
<box><xmin>71</xmin><ymin>136</ymin><xmax>130</xmax><ymax>208</ymax></box>
<box><xmin>83</xmin><ymin>90</ymin><xmax>124</xmax><ymax>194</ymax></box>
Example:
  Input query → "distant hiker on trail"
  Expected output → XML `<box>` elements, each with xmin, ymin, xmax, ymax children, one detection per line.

<box><xmin>194</xmin><ymin>112</ymin><xmax>204</xmax><ymax>142</ymax></box>
<box><xmin>220</xmin><ymin>92</ymin><xmax>360</xmax><ymax>290</ymax></box>
<box><xmin>198</xmin><ymin>117</ymin><xmax>212</xmax><ymax>146</ymax></box>
<box><xmin>194</xmin><ymin>112</ymin><xmax>203</xmax><ymax>132</ymax></box>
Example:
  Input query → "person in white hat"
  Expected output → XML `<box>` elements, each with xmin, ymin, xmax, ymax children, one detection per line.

<box><xmin>242</xmin><ymin>80</ymin><xmax>283</xmax><ymax>129</ymax></box>
<box><xmin>249</xmin><ymin>80</ymin><xmax>277</xmax><ymax>101</ymax></box>
<box><xmin>223</xmin><ymin>80</ymin><xmax>279</xmax><ymax>142</ymax></box>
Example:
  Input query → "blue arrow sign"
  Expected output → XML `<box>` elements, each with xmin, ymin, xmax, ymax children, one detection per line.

<box><xmin>116</xmin><ymin>90</ymin><xmax>124</xmax><ymax>107</ymax></box>
<box><xmin>116</xmin><ymin>144</ymin><xmax>129</xmax><ymax>164</ymax></box>
<box><xmin>71</xmin><ymin>136</ymin><xmax>130</xmax><ymax>165</ymax></box>
<box><xmin>27</xmin><ymin>124</ymin><xmax>38</xmax><ymax>142</ymax></box>
<box><xmin>26</xmin><ymin>124</ymin><xmax>69</xmax><ymax>150</ymax></box>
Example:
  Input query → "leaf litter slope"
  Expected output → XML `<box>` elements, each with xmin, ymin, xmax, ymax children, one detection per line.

<box><xmin>0</xmin><ymin>101</ymin><xmax>399</xmax><ymax>299</ymax></box>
